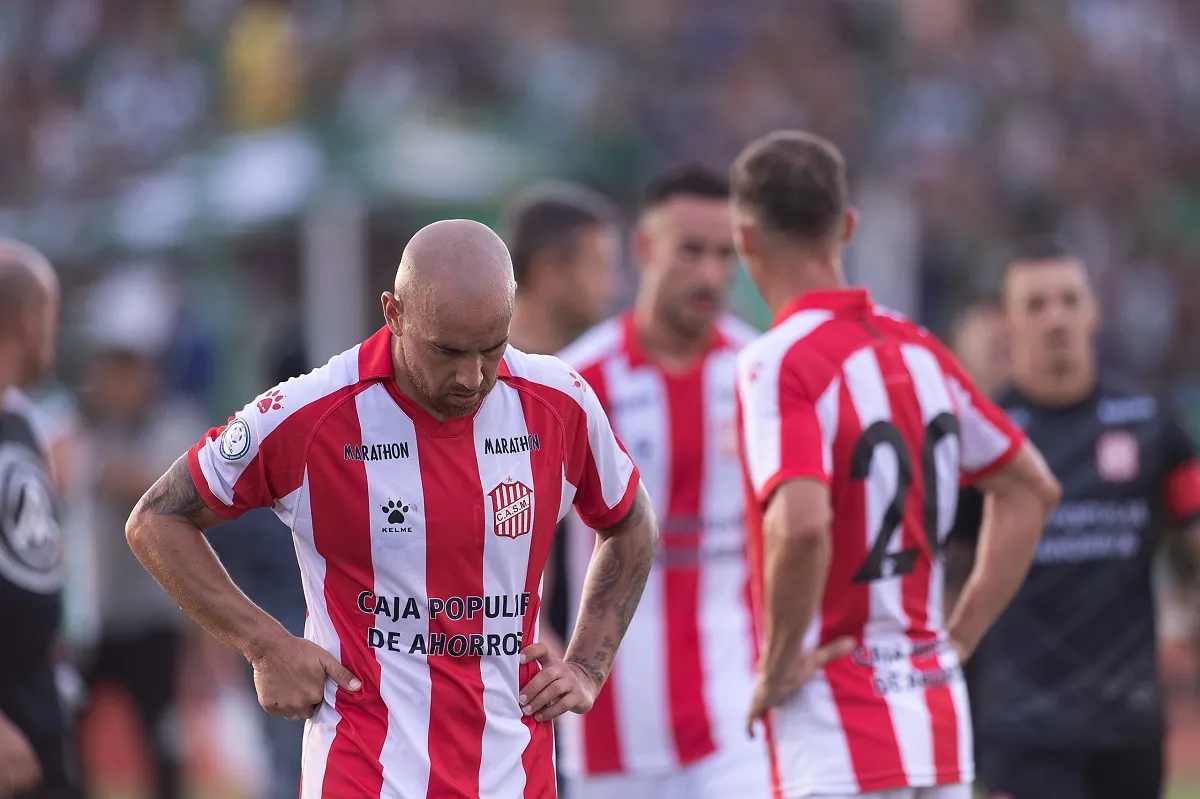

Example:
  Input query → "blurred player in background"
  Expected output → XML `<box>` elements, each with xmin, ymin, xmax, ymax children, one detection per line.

<box><xmin>505</xmin><ymin>183</ymin><xmax>620</xmax><ymax>358</ymax></box>
<box><xmin>76</xmin><ymin>267</ymin><xmax>207</xmax><ymax>799</ymax></box>
<box><xmin>947</xmin><ymin>239</ymin><xmax>1200</xmax><ymax>799</ymax></box>
<box><xmin>730</xmin><ymin>131</ymin><xmax>1060</xmax><ymax>799</ymax></box>
<box><xmin>124</xmin><ymin>220</ymin><xmax>658</xmax><ymax>798</ymax></box>
<box><xmin>0</xmin><ymin>240</ymin><xmax>80</xmax><ymax>798</ymax></box>
<box><xmin>555</xmin><ymin>165</ymin><xmax>768</xmax><ymax>798</ymax></box>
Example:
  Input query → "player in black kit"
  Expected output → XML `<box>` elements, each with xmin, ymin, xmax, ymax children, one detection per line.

<box><xmin>948</xmin><ymin>240</ymin><xmax>1200</xmax><ymax>799</ymax></box>
<box><xmin>0</xmin><ymin>240</ymin><xmax>79</xmax><ymax>799</ymax></box>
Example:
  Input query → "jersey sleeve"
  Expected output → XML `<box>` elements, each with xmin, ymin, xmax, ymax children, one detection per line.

<box><xmin>186</xmin><ymin>384</ymin><xmax>307</xmax><ymax>520</ymax></box>
<box><xmin>565</xmin><ymin>372</ymin><xmax>640</xmax><ymax>530</ymax></box>
<box><xmin>934</xmin><ymin>348</ymin><xmax>1025</xmax><ymax>485</ymax></box>
<box><xmin>1160</xmin><ymin>411</ymin><xmax>1200</xmax><ymax>524</ymax></box>
<box><xmin>737</xmin><ymin>348</ymin><xmax>832</xmax><ymax>507</ymax></box>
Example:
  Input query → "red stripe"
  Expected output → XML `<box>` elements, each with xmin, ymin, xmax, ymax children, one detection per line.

<box><xmin>821</xmin><ymin>374</ymin><xmax>906</xmax><ymax>791</ymax></box>
<box><xmin>663</xmin><ymin>367</ymin><xmax>717</xmax><ymax>765</ymax></box>
<box><xmin>420</xmin><ymin>426</ymin><xmax>488</xmax><ymax>798</ymax></box>
<box><xmin>875</xmin><ymin>345</ymin><xmax>960</xmax><ymax>782</ymax></box>
<box><xmin>763</xmin><ymin>715</ymin><xmax>785</xmax><ymax>799</ymax></box>
<box><xmin>310</xmin><ymin>399</ymin><xmax>387</xmax><ymax>799</ymax></box>
<box><xmin>517</xmin><ymin>389</ymin><xmax>564</xmax><ymax>798</ymax></box>
<box><xmin>571</xmin><ymin>363</ymin><xmax>624</xmax><ymax>774</ymax></box>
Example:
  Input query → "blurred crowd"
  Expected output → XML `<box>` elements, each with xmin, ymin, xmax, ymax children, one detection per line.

<box><xmin>3</xmin><ymin>0</ymin><xmax>1200</xmax><ymax>795</ymax></box>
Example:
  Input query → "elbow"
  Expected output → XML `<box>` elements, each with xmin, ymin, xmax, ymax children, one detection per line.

<box><xmin>125</xmin><ymin>499</ymin><xmax>153</xmax><ymax>557</ymax></box>
<box><xmin>1037</xmin><ymin>472</ymin><xmax>1062</xmax><ymax>511</ymax></box>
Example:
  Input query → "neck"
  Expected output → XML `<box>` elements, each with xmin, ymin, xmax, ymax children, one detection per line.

<box><xmin>0</xmin><ymin>344</ymin><xmax>20</xmax><ymax>400</ymax></box>
<box><xmin>631</xmin><ymin>297</ymin><xmax>711</xmax><ymax>372</ymax></box>
<box><xmin>758</xmin><ymin>249</ymin><xmax>845</xmax><ymax>318</ymax></box>
<box><xmin>509</xmin><ymin>294</ymin><xmax>577</xmax><ymax>356</ymax></box>
<box><xmin>1013</xmin><ymin>353</ymin><xmax>1097</xmax><ymax>407</ymax></box>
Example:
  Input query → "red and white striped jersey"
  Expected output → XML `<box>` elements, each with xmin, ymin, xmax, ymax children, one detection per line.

<box><xmin>187</xmin><ymin>326</ymin><xmax>639</xmax><ymax>799</ymax></box>
<box><xmin>556</xmin><ymin>314</ymin><xmax>761</xmax><ymax>776</ymax></box>
<box><xmin>735</xmin><ymin>289</ymin><xmax>1024</xmax><ymax>796</ymax></box>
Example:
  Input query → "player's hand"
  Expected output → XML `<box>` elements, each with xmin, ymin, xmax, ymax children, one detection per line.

<box><xmin>947</xmin><ymin>635</ymin><xmax>974</xmax><ymax>664</ymax></box>
<box><xmin>0</xmin><ymin>712</ymin><xmax>41</xmax><ymax>798</ymax></box>
<box><xmin>746</xmin><ymin>636</ymin><xmax>855</xmax><ymax>737</ymax></box>
<box><xmin>518</xmin><ymin>642</ymin><xmax>601</xmax><ymax>723</ymax></box>
<box><xmin>249</xmin><ymin>631</ymin><xmax>362</xmax><ymax>722</ymax></box>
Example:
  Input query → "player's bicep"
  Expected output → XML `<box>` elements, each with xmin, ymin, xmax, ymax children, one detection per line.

<box><xmin>139</xmin><ymin>455</ymin><xmax>227</xmax><ymax>531</ymax></box>
<box><xmin>764</xmin><ymin>477</ymin><xmax>832</xmax><ymax>543</ymax></box>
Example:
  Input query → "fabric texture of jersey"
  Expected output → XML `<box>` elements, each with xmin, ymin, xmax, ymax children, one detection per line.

<box><xmin>188</xmin><ymin>327</ymin><xmax>640</xmax><ymax>799</ymax></box>
<box><xmin>735</xmin><ymin>289</ymin><xmax>1024</xmax><ymax>797</ymax></box>
<box><xmin>555</xmin><ymin>314</ymin><xmax>764</xmax><ymax>780</ymax></box>
<box><xmin>950</xmin><ymin>379</ymin><xmax>1200</xmax><ymax>749</ymax></box>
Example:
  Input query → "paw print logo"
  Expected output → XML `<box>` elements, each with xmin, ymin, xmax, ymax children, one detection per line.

<box><xmin>257</xmin><ymin>389</ymin><xmax>284</xmax><ymax>414</ymax></box>
<box><xmin>382</xmin><ymin>500</ymin><xmax>409</xmax><ymax>525</ymax></box>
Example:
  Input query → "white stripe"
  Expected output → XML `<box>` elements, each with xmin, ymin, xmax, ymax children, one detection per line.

<box><xmin>774</xmin><ymin>673</ymin><xmax>860</xmax><ymax>794</ymax></box>
<box><xmin>698</xmin><ymin>350</ymin><xmax>758</xmax><ymax>755</ymax></box>
<box><xmin>948</xmin><ymin>376</ymin><xmax>1013</xmax><ymax>474</ymax></box>
<box><xmin>843</xmin><ymin>347</ymin><xmax>936</xmax><ymax>783</ymax></box>
<box><xmin>353</xmin><ymin>386</ymin><xmax>431</xmax><ymax>798</ymax></box>
<box><xmin>294</xmin><ymin>476</ymin><xmax>341</xmax><ymax>798</ymax></box>
<box><xmin>604</xmin><ymin>358</ymin><xmax>676</xmax><ymax>770</ymax></box>
<box><xmin>737</xmin><ymin>310</ymin><xmax>833</xmax><ymax>497</ymax></box>
<box><xmin>474</xmin><ymin>384</ymin><xmax>535</xmax><ymax>798</ymax></box>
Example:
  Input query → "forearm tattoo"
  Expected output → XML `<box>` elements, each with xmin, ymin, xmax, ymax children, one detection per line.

<box><xmin>567</xmin><ymin>485</ymin><xmax>658</xmax><ymax>684</ymax></box>
<box><xmin>142</xmin><ymin>456</ymin><xmax>210</xmax><ymax>527</ymax></box>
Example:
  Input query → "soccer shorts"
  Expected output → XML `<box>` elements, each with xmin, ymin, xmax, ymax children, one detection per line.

<box><xmin>808</xmin><ymin>787</ymin><xmax>971</xmax><ymax>799</ymax></box>
<box><xmin>976</xmin><ymin>740</ymin><xmax>1163</xmax><ymax>799</ymax></box>
<box><xmin>561</xmin><ymin>734</ymin><xmax>770</xmax><ymax>799</ymax></box>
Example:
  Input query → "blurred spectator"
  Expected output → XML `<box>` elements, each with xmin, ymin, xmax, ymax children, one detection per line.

<box><xmin>206</xmin><ymin>338</ymin><xmax>308</xmax><ymax>799</ymax></box>
<box><xmin>224</xmin><ymin>0</ymin><xmax>300</xmax><ymax>130</ymax></box>
<box><xmin>948</xmin><ymin>295</ymin><xmax>1012</xmax><ymax>397</ymax></box>
<box><xmin>75</xmin><ymin>266</ymin><xmax>206</xmax><ymax>799</ymax></box>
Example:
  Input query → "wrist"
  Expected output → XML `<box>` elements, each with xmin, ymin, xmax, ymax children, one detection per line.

<box><xmin>241</xmin><ymin>617</ymin><xmax>290</xmax><ymax>664</ymax></box>
<box><xmin>565</xmin><ymin>658</ymin><xmax>606</xmax><ymax>691</ymax></box>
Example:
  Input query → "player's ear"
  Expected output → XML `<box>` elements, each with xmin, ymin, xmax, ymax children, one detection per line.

<box><xmin>841</xmin><ymin>207</ymin><xmax>858</xmax><ymax>244</ymax></box>
<box><xmin>381</xmin><ymin>291</ymin><xmax>403</xmax><ymax>336</ymax></box>
<box><xmin>732</xmin><ymin>217</ymin><xmax>756</xmax><ymax>262</ymax></box>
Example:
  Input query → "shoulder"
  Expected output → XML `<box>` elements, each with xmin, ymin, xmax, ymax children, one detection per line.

<box><xmin>501</xmin><ymin>348</ymin><xmax>592</xmax><ymax>412</ymax></box>
<box><xmin>555</xmin><ymin>317</ymin><xmax>625</xmax><ymax>371</ymax></box>
<box><xmin>736</xmin><ymin>308</ymin><xmax>836</xmax><ymax>388</ymax></box>
<box><xmin>715</xmin><ymin>314</ymin><xmax>761</xmax><ymax>350</ymax></box>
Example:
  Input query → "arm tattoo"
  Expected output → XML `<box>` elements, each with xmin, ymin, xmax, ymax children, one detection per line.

<box><xmin>567</xmin><ymin>485</ymin><xmax>658</xmax><ymax>684</ymax></box>
<box><xmin>142</xmin><ymin>456</ymin><xmax>210</xmax><ymax>528</ymax></box>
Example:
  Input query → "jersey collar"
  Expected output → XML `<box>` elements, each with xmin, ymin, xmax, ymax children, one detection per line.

<box><xmin>359</xmin><ymin>326</ymin><xmax>396</xmax><ymax>380</ymax></box>
<box><xmin>772</xmin><ymin>288</ymin><xmax>872</xmax><ymax>328</ymax></box>
<box><xmin>620</xmin><ymin>313</ymin><xmax>728</xmax><ymax>370</ymax></box>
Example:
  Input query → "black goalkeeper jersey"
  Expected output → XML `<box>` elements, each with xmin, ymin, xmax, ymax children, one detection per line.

<box><xmin>951</xmin><ymin>378</ymin><xmax>1200</xmax><ymax>749</ymax></box>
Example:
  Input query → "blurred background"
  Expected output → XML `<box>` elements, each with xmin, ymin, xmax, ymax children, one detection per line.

<box><xmin>2</xmin><ymin>0</ymin><xmax>1199</xmax><ymax>796</ymax></box>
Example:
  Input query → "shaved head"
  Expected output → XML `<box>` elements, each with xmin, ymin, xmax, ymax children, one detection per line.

<box><xmin>0</xmin><ymin>239</ymin><xmax>60</xmax><ymax>387</ymax></box>
<box><xmin>383</xmin><ymin>220</ymin><xmax>516</xmax><ymax>419</ymax></box>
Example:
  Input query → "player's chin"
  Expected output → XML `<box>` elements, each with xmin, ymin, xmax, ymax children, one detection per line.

<box><xmin>440</xmin><ymin>393</ymin><xmax>482</xmax><ymax>417</ymax></box>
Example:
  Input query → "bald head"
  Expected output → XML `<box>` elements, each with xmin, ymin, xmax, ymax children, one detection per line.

<box><xmin>394</xmin><ymin>219</ymin><xmax>515</xmax><ymax>308</ymax></box>
<box><xmin>0</xmin><ymin>239</ymin><xmax>57</xmax><ymax>334</ymax></box>
<box><xmin>382</xmin><ymin>220</ymin><xmax>516</xmax><ymax>419</ymax></box>
<box><xmin>0</xmin><ymin>239</ymin><xmax>59</xmax><ymax>387</ymax></box>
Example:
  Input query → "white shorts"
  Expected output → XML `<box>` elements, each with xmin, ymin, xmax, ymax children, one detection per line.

<box><xmin>562</xmin><ymin>735</ymin><xmax>771</xmax><ymax>799</ymax></box>
<box><xmin>809</xmin><ymin>786</ymin><xmax>972</xmax><ymax>799</ymax></box>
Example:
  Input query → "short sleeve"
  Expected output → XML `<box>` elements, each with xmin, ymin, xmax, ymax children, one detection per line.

<box><xmin>1161</xmin><ymin>411</ymin><xmax>1200</xmax><ymax>524</ymax></box>
<box><xmin>935</xmin><ymin>349</ymin><xmax>1025</xmax><ymax>485</ymax></box>
<box><xmin>187</xmin><ymin>383</ymin><xmax>307</xmax><ymax>520</ymax></box>
<box><xmin>737</xmin><ymin>351</ymin><xmax>834</xmax><ymax>507</ymax></box>
<box><xmin>566</xmin><ymin>374</ymin><xmax>639</xmax><ymax>530</ymax></box>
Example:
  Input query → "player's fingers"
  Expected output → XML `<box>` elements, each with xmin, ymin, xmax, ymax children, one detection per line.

<box><xmin>524</xmin><ymin>676</ymin><xmax>569</xmax><ymax>716</ymax></box>
<box><xmin>519</xmin><ymin>642</ymin><xmax>553</xmax><ymax>666</ymax></box>
<box><xmin>321</xmin><ymin>653</ymin><xmax>363</xmax><ymax>692</ymax></box>
<box><xmin>302</xmin><ymin>701</ymin><xmax>321</xmax><ymax>720</ymax></box>
<box><xmin>517</xmin><ymin>666</ymin><xmax>559</xmax><ymax>710</ymax></box>
<box><xmin>533</xmin><ymin>691</ymin><xmax>575</xmax><ymax>722</ymax></box>
<box><xmin>813</xmin><ymin>636</ymin><xmax>856</xmax><ymax>667</ymax></box>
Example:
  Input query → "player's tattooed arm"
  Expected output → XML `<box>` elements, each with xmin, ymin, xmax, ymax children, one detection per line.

<box><xmin>565</xmin><ymin>483</ymin><xmax>658</xmax><ymax>687</ymax></box>
<box><xmin>139</xmin><ymin>455</ymin><xmax>225</xmax><ymax>531</ymax></box>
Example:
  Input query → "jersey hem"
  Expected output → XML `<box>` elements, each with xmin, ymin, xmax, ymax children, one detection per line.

<box><xmin>961</xmin><ymin>433</ymin><xmax>1024</xmax><ymax>487</ymax></box>
<box><xmin>580</xmin><ymin>470</ymin><xmax>641</xmax><ymax>530</ymax></box>
<box><xmin>187</xmin><ymin>443</ymin><xmax>242</xmax><ymax>520</ymax></box>
<box><xmin>778</xmin><ymin>767</ymin><xmax>974</xmax><ymax>797</ymax></box>
<box><xmin>757</xmin><ymin>468</ymin><xmax>830</xmax><ymax>507</ymax></box>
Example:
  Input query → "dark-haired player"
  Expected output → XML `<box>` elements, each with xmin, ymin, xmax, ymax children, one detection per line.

<box><xmin>556</xmin><ymin>165</ymin><xmax>770</xmax><ymax>798</ymax></box>
<box><xmin>948</xmin><ymin>240</ymin><xmax>1200</xmax><ymax>799</ymax></box>
<box><xmin>0</xmin><ymin>239</ymin><xmax>81</xmax><ymax>798</ymax></box>
<box><xmin>730</xmin><ymin>131</ymin><xmax>1061</xmax><ymax>799</ymax></box>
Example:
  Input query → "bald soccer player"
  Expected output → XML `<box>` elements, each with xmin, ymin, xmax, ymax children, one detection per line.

<box><xmin>125</xmin><ymin>220</ymin><xmax>659</xmax><ymax>799</ymax></box>
<box><xmin>0</xmin><ymin>241</ymin><xmax>81</xmax><ymax>799</ymax></box>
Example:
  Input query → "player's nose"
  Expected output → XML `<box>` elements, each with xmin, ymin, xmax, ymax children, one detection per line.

<box><xmin>454</xmin><ymin>358</ymin><xmax>484</xmax><ymax>391</ymax></box>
